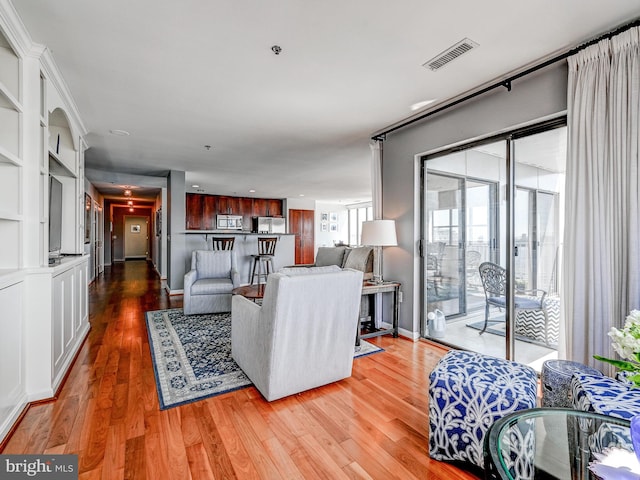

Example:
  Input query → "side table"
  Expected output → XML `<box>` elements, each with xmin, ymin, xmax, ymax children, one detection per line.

<box><xmin>358</xmin><ymin>281</ymin><xmax>400</xmax><ymax>345</ymax></box>
<box><xmin>541</xmin><ymin>360</ymin><xmax>601</xmax><ymax>408</ymax></box>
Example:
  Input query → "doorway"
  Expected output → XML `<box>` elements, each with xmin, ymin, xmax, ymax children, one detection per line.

<box><xmin>289</xmin><ymin>209</ymin><xmax>315</xmax><ymax>264</ymax></box>
<box><xmin>124</xmin><ymin>216</ymin><xmax>149</xmax><ymax>259</ymax></box>
<box><xmin>421</xmin><ymin>121</ymin><xmax>566</xmax><ymax>367</ymax></box>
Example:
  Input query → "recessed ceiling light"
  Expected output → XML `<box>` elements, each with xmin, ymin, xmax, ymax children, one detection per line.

<box><xmin>299</xmin><ymin>194</ymin><xmax>305</xmax><ymax>197</ymax></box>
<box><xmin>110</xmin><ymin>129</ymin><xmax>130</xmax><ymax>136</ymax></box>
<box><xmin>191</xmin><ymin>184</ymin><xmax>200</xmax><ymax>188</ymax></box>
<box><xmin>410</xmin><ymin>99</ymin><xmax>437</xmax><ymax>111</ymax></box>
<box><xmin>204</xmin><ymin>145</ymin><xmax>212</xmax><ymax>151</ymax></box>
<box><xmin>249</xmin><ymin>189</ymin><xmax>256</xmax><ymax>193</ymax></box>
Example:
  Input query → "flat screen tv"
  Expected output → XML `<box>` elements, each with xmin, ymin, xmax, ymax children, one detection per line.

<box><xmin>49</xmin><ymin>175</ymin><xmax>63</xmax><ymax>256</ymax></box>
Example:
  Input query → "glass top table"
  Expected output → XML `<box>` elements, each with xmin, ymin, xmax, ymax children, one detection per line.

<box><xmin>485</xmin><ymin>408</ymin><xmax>635</xmax><ymax>480</ymax></box>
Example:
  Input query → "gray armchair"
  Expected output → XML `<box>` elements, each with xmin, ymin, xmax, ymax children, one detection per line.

<box><xmin>232</xmin><ymin>266</ymin><xmax>363</xmax><ymax>401</ymax></box>
<box><xmin>183</xmin><ymin>250</ymin><xmax>240</xmax><ymax>314</ymax></box>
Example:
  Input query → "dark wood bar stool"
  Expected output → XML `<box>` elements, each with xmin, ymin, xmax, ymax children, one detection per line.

<box><xmin>249</xmin><ymin>237</ymin><xmax>278</xmax><ymax>285</ymax></box>
<box><xmin>211</xmin><ymin>237</ymin><xmax>235</xmax><ymax>250</ymax></box>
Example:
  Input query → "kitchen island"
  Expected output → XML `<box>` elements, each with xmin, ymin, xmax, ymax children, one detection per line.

<box><xmin>184</xmin><ymin>231</ymin><xmax>295</xmax><ymax>285</ymax></box>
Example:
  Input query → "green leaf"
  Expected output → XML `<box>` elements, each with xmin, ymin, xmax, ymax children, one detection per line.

<box><xmin>593</xmin><ymin>355</ymin><xmax>639</xmax><ymax>371</ymax></box>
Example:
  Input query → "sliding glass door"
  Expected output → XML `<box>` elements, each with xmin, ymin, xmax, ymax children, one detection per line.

<box><xmin>421</xmin><ymin>121</ymin><xmax>566</xmax><ymax>368</ymax></box>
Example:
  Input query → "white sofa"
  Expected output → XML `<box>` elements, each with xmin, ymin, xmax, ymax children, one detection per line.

<box><xmin>231</xmin><ymin>265</ymin><xmax>364</xmax><ymax>401</ymax></box>
<box><xmin>183</xmin><ymin>250</ymin><xmax>241</xmax><ymax>314</ymax></box>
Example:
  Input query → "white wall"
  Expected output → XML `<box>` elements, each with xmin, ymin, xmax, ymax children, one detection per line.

<box><xmin>315</xmin><ymin>203</ymin><xmax>348</xmax><ymax>248</ymax></box>
<box><xmin>381</xmin><ymin>62</ymin><xmax>568</xmax><ymax>336</ymax></box>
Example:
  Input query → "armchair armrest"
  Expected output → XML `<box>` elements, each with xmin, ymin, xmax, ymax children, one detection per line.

<box><xmin>184</xmin><ymin>269</ymin><xmax>197</xmax><ymax>293</ymax></box>
<box><xmin>231</xmin><ymin>295</ymin><xmax>268</xmax><ymax>374</ymax></box>
<box><xmin>516</xmin><ymin>288</ymin><xmax>547</xmax><ymax>300</ymax></box>
<box><xmin>231</xmin><ymin>268</ymin><xmax>241</xmax><ymax>287</ymax></box>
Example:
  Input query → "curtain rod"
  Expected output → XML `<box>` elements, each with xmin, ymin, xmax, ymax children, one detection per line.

<box><xmin>371</xmin><ymin>18</ymin><xmax>640</xmax><ymax>141</ymax></box>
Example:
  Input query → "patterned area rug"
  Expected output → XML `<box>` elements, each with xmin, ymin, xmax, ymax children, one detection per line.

<box><xmin>146</xmin><ymin>308</ymin><xmax>383</xmax><ymax>409</ymax></box>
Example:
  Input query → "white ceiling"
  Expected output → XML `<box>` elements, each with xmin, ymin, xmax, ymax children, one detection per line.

<box><xmin>12</xmin><ymin>1</ymin><xmax>640</xmax><ymax>203</ymax></box>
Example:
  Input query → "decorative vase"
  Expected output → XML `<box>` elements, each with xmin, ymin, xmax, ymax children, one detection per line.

<box><xmin>632</xmin><ymin>414</ymin><xmax>640</xmax><ymax>463</ymax></box>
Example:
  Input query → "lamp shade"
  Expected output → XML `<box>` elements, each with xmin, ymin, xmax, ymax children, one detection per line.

<box><xmin>360</xmin><ymin>220</ymin><xmax>397</xmax><ymax>246</ymax></box>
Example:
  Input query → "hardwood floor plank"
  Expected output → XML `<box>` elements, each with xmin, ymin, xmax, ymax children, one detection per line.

<box><xmin>123</xmin><ymin>436</ymin><xmax>145</xmax><ymax>480</ymax></box>
<box><xmin>1</xmin><ymin>260</ymin><xmax>480</xmax><ymax>480</ymax></box>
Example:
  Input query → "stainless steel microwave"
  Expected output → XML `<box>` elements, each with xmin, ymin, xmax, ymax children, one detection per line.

<box><xmin>217</xmin><ymin>214</ymin><xmax>243</xmax><ymax>230</ymax></box>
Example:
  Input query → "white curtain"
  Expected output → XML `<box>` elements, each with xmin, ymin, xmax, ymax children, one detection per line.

<box><xmin>370</xmin><ymin>140</ymin><xmax>383</xmax><ymax>220</ymax></box>
<box><xmin>564</xmin><ymin>27</ymin><xmax>640</xmax><ymax>371</ymax></box>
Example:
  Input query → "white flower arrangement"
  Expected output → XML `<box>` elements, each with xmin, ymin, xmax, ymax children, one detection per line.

<box><xmin>595</xmin><ymin>309</ymin><xmax>640</xmax><ymax>387</ymax></box>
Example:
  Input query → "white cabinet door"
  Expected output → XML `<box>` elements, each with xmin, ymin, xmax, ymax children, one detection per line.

<box><xmin>52</xmin><ymin>267</ymin><xmax>74</xmax><ymax>381</ymax></box>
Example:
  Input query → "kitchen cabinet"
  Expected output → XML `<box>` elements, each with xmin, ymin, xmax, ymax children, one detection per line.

<box><xmin>217</xmin><ymin>196</ymin><xmax>241</xmax><ymax>215</ymax></box>
<box><xmin>252</xmin><ymin>198</ymin><xmax>283</xmax><ymax>217</ymax></box>
<box><xmin>203</xmin><ymin>195</ymin><xmax>217</xmax><ymax>229</ymax></box>
<box><xmin>186</xmin><ymin>193</ymin><xmax>284</xmax><ymax>230</ymax></box>
<box><xmin>186</xmin><ymin>193</ymin><xmax>204</xmax><ymax>230</ymax></box>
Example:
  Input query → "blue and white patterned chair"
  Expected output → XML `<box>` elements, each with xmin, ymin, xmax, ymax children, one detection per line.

<box><xmin>428</xmin><ymin>350</ymin><xmax>538</xmax><ymax>469</ymax></box>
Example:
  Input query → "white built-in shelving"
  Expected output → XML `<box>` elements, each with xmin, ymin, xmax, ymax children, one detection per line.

<box><xmin>0</xmin><ymin>29</ymin><xmax>23</xmax><ymax>271</ymax></box>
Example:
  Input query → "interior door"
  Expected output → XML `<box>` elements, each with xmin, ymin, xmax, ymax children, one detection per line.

<box><xmin>289</xmin><ymin>209</ymin><xmax>315</xmax><ymax>264</ymax></box>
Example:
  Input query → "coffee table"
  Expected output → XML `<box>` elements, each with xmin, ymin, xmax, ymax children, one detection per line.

<box><xmin>231</xmin><ymin>284</ymin><xmax>265</xmax><ymax>302</ymax></box>
<box><xmin>485</xmin><ymin>407</ymin><xmax>634</xmax><ymax>479</ymax></box>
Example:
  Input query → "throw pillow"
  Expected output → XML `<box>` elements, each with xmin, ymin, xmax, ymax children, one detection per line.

<box><xmin>315</xmin><ymin>246</ymin><xmax>348</xmax><ymax>267</ymax></box>
<box><xmin>342</xmin><ymin>246</ymin><xmax>373</xmax><ymax>272</ymax></box>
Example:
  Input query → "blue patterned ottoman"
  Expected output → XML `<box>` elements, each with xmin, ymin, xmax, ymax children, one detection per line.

<box><xmin>428</xmin><ymin>350</ymin><xmax>538</xmax><ymax>469</ymax></box>
<box><xmin>571</xmin><ymin>372</ymin><xmax>640</xmax><ymax>420</ymax></box>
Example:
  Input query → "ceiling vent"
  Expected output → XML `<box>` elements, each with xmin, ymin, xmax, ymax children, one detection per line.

<box><xmin>423</xmin><ymin>38</ymin><xmax>479</xmax><ymax>71</ymax></box>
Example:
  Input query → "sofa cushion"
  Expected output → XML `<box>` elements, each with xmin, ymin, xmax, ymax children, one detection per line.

<box><xmin>191</xmin><ymin>278</ymin><xmax>234</xmax><ymax>295</ymax></box>
<box><xmin>315</xmin><ymin>246</ymin><xmax>348</xmax><ymax>267</ymax></box>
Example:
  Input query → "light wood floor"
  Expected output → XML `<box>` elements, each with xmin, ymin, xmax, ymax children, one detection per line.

<box><xmin>1</xmin><ymin>260</ymin><xmax>480</xmax><ymax>480</ymax></box>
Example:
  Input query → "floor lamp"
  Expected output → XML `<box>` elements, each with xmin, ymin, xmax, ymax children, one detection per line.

<box><xmin>361</xmin><ymin>219</ymin><xmax>397</xmax><ymax>284</ymax></box>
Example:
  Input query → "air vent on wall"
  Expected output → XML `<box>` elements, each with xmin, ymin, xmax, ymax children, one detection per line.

<box><xmin>423</xmin><ymin>38</ymin><xmax>479</xmax><ymax>71</ymax></box>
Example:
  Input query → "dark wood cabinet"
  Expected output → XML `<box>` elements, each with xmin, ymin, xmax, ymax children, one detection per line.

<box><xmin>186</xmin><ymin>193</ymin><xmax>284</xmax><ymax>230</ymax></box>
<box><xmin>251</xmin><ymin>197</ymin><xmax>283</xmax><ymax>217</ymax></box>
<box><xmin>217</xmin><ymin>196</ymin><xmax>241</xmax><ymax>215</ymax></box>
<box><xmin>186</xmin><ymin>193</ymin><xmax>204</xmax><ymax>230</ymax></box>
<box><xmin>252</xmin><ymin>198</ymin><xmax>268</xmax><ymax>218</ymax></box>
<box><xmin>266</xmin><ymin>199</ymin><xmax>283</xmax><ymax>217</ymax></box>
<box><xmin>203</xmin><ymin>195</ymin><xmax>218</xmax><ymax>230</ymax></box>
<box><xmin>239</xmin><ymin>197</ymin><xmax>254</xmax><ymax>231</ymax></box>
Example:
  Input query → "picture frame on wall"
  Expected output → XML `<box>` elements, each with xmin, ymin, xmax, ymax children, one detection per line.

<box><xmin>320</xmin><ymin>212</ymin><xmax>328</xmax><ymax>222</ymax></box>
<box><xmin>321</xmin><ymin>221</ymin><xmax>328</xmax><ymax>232</ymax></box>
<box><xmin>155</xmin><ymin>209</ymin><xmax>162</xmax><ymax>236</ymax></box>
<box><xmin>131</xmin><ymin>224</ymin><xmax>141</xmax><ymax>233</ymax></box>
<box><xmin>329</xmin><ymin>212</ymin><xmax>338</xmax><ymax>222</ymax></box>
<box><xmin>330</xmin><ymin>222</ymin><xmax>338</xmax><ymax>232</ymax></box>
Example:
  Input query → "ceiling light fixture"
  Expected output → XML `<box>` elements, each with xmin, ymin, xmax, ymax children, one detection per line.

<box><xmin>410</xmin><ymin>99</ymin><xmax>437</xmax><ymax>111</ymax></box>
<box><xmin>191</xmin><ymin>184</ymin><xmax>200</xmax><ymax>188</ymax></box>
<box><xmin>299</xmin><ymin>194</ymin><xmax>305</xmax><ymax>197</ymax></box>
<box><xmin>129</xmin><ymin>207</ymin><xmax>134</xmax><ymax>212</ymax></box>
<box><xmin>110</xmin><ymin>129</ymin><xmax>130</xmax><ymax>136</ymax></box>
<box><xmin>249</xmin><ymin>189</ymin><xmax>256</xmax><ymax>193</ymax></box>
<box><xmin>124</xmin><ymin>189</ymin><xmax>131</xmax><ymax>196</ymax></box>
<box><xmin>127</xmin><ymin>200</ymin><xmax>133</xmax><ymax>206</ymax></box>
<box><xmin>204</xmin><ymin>145</ymin><xmax>211</xmax><ymax>151</ymax></box>
<box><xmin>271</xmin><ymin>45</ymin><xmax>282</xmax><ymax>55</ymax></box>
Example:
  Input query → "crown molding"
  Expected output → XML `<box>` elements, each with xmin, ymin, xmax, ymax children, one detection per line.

<box><xmin>40</xmin><ymin>47</ymin><xmax>88</xmax><ymax>137</ymax></box>
<box><xmin>0</xmin><ymin>1</ymin><xmax>87</xmax><ymax>138</ymax></box>
<box><xmin>0</xmin><ymin>0</ymin><xmax>32</xmax><ymax>57</ymax></box>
